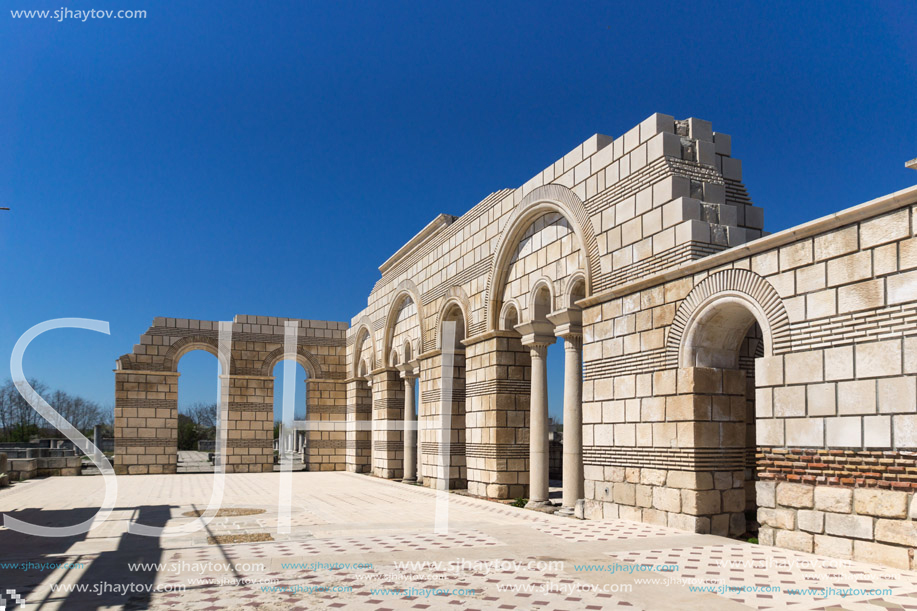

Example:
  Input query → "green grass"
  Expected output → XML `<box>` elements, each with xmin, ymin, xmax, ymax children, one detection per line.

<box><xmin>511</xmin><ymin>497</ymin><xmax>528</xmax><ymax>508</ymax></box>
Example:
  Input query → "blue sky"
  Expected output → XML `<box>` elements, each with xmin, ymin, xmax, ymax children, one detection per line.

<box><xmin>1</xmin><ymin>1</ymin><xmax>915</xmax><ymax>423</ymax></box>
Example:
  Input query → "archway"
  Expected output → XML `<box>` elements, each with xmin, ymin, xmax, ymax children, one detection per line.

<box><xmin>271</xmin><ymin>359</ymin><xmax>309</xmax><ymax>472</ymax></box>
<box><xmin>680</xmin><ymin>294</ymin><xmax>769</xmax><ymax>537</ymax></box>
<box><xmin>176</xmin><ymin>350</ymin><xmax>220</xmax><ymax>473</ymax></box>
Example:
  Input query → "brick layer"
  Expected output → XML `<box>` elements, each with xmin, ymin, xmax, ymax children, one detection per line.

<box><xmin>464</xmin><ymin>443</ymin><xmax>528</xmax><ymax>459</ymax></box>
<box><xmin>757</xmin><ymin>447</ymin><xmax>917</xmax><ymax>490</ymax></box>
<box><xmin>583</xmin><ymin>446</ymin><xmax>746</xmax><ymax>471</ymax></box>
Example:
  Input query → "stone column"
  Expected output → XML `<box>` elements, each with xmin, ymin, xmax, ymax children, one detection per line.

<box><xmin>515</xmin><ymin>321</ymin><xmax>556</xmax><ymax>508</ymax></box>
<box><xmin>548</xmin><ymin>308</ymin><xmax>584</xmax><ymax>515</ymax></box>
<box><xmin>398</xmin><ymin>363</ymin><xmax>419</xmax><ymax>483</ymax></box>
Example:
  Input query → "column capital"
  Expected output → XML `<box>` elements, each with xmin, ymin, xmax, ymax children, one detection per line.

<box><xmin>547</xmin><ymin>307</ymin><xmax>583</xmax><ymax>341</ymax></box>
<box><xmin>514</xmin><ymin>321</ymin><xmax>557</xmax><ymax>351</ymax></box>
<box><xmin>396</xmin><ymin>361</ymin><xmax>420</xmax><ymax>380</ymax></box>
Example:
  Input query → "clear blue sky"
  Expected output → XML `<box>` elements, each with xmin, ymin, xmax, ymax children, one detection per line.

<box><xmin>1</xmin><ymin>1</ymin><xmax>915</xmax><ymax>423</ymax></box>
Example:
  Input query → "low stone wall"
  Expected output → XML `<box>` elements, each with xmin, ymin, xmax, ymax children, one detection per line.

<box><xmin>0</xmin><ymin>453</ymin><xmax>8</xmax><ymax>487</ymax></box>
<box><xmin>7</xmin><ymin>455</ymin><xmax>81</xmax><ymax>481</ymax></box>
<box><xmin>9</xmin><ymin>458</ymin><xmax>38</xmax><ymax>481</ymax></box>
<box><xmin>757</xmin><ymin>481</ymin><xmax>917</xmax><ymax>570</ymax></box>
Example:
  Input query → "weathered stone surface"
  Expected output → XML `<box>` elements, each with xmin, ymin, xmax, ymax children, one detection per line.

<box><xmin>814</xmin><ymin>487</ymin><xmax>852</xmax><ymax>513</ymax></box>
<box><xmin>758</xmin><ymin>507</ymin><xmax>795</xmax><ymax>530</ymax></box>
<box><xmin>874</xmin><ymin>519</ymin><xmax>917</xmax><ymax>547</ymax></box>
<box><xmin>825</xmin><ymin>513</ymin><xmax>873</xmax><ymax>540</ymax></box>
<box><xmin>814</xmin><ymin>534</ymin><xmax>853</xmax><ymax>559</ymax></box>
<box><xmin>667</xmin><ymin>471</ymin><xmax>713</xmax><ymax>490</ymax></box>
<box><xmin>854</xmin><ymin>489</ymin><xmax>907</xmax><ymax>518</ymax></box>
<box><xmin>797</xmin><ymin>510</ymin><xmax>824</xmax><ymax>534</ymax></box>
<box><xmin>854</xmin><ymin>540</ymin><xmax>910</xmax><ymax>569</ymax></box>
<box><xmin>775</xmin><ymin>529</ymin><xmax>813</xmax><ymax>553</ymax></box>
<box><xmin>756</xmin><ymin>481</ymin><xmax>776</xmax><ymax>508</ymax></box>
<box><xmin>776</xmin><ymin>483</ymin><xmax>814</xmax><ymax>509</ymax></box>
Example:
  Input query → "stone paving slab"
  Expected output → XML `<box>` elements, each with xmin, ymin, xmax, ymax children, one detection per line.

<box><xmin>1</xmin><ymin>472</ymin><xmax>914</xmax><ymax>610</ymax></box>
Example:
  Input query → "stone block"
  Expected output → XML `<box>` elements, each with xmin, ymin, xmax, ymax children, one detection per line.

<box><xmin>775</xmin><ymin>529</ymin><xmax>813</xmax><ymax>553</ymax></box>
<box><xmin>814</xmin><ymin>225</ymin><xmax>858</xmax><ymax>262</ymax></box>
<box><xmin>640</xmin><ymin>468</ymin><xmax>667</xmax><ymax>487</ymax></box>
<box><xmin>874</xmin><ymin>519</ymin><xmax>917</xmax><ymax>547</ymax></box>
<box><xmin>667</xmin><ymin>470</ymin><xmax>713</xmax><ymax>490</ymax></box>
<box><xmin>668</xmin><ymin>512</ymin><xmax>710</xmax><ymax>534</ymax></box>
<box><xmin>827</xmin><ymin>251</ymin><xmax>871</xmax><ymax>287</ymax></box>
<box><xmin>893</xmin><ymin>414</ymin><xmax>917</xmax><ymax>447</ymax></box>
<box><xmin>776</xmin><ymin>482</ymin><xmax>814</xmax><ymax>508</ymax></box>
<box><xmin>653</xmin><ymin>486</ymin><xmax>681</xmax><ymax>513</ymax></box>
<box><xmin>838</xmin><ymin>279</ymin><xmax>885</xmax><ymax>312</ymax></box>
<box><xmin>758</xmin><ymin>507</ymin><xmax>795</xmax><ymax>530</ymax></box>
<box><xmin>681</xmin><ymin>489</ymin><xmax>721</xmax><ymax>515</ymax></box>
<box><xmin>824</xmin><ymin>346</ymin><xmax>854</xmax><ymax>381</ymax></box>
<box><xmin>854</xmin><ymin>540</ymin><xmax>910</xmax><ymax>569</ymax></box>
<box><xmin>798</xmin><ymin>510</ymin><xmax>824</xmax><ymax>533</ymax></box>
<box><xmin>814</xmin><ymin>534</ymin><xmax>853</xmax><ymax>560</ymax></box>
<box><xmin>758</xmin><ymin>525</ymin><xmax>775</xmax><ymax>546</ymax></box>
<box><xmin>878</xmin><ymin>377</ymin><xmax>917</xmax><ymax>414</ymax></box>
<box><xmin>824</xmin><ymin>513</ymin><xmax>873</xmax><ymax>540</ymax></box>
<box><xmin>785</xmin><ymin>351</ymin><xmax>824</xmax><ymax>384</ymax></box>
<box><xmin>863</xmin><ymin>415</ymin><xmax>892</xmax><ymax>447</ymax></box>
<box><xmin>774</xmin><ymin>386</ymin><xmax>806</xmax><ymax>418</ymax></box>
<box><xmin>613</xmin><ymin>482</ymin><xmax>636</xmax><ymax>505</ymax></box>
<box><xmin>860</xmin><ymin>209</ymin><xmax>909</xmax><ymax>247</ymax></box>
<box><xmin>756</xmin><ymin>419</ymin><xmax>784</xmax><ymax>446</ymax></box>
<box><xmin>854</xmin><ymin>489</ymin><xmax>907</xmax><ymax>518</ymax></box>
<box><xmin>826</xmin><ymin>417</ymin><xmax>861</xmax><ymax>447</ymax></box>
<box><xmin>814</xmin><ymin>487</ymin><xmax>852</xmax><ymax>513</ymax></box>
<box><xmin>785</xmin><ymin>417</ymin><xmax>824</xmax><ymax>447</ymax></box>
<box><xmin>890</xmin><ymin>270</ymin><xmax>917</xmax><ymax>305</ymax></box>
<box><xmin>807</xmin><ymin>384</ymin><xmax>836</xmax><ymax>416</ymax></box>
<box><xmin>856</xmin><ymin>340</ymin><xmax>902</xmax><ymax>378</ymax></box>
<box><xmin>722</xmin><ymin>489</ymin><xmax>745</xmax><ymax>513</ymax></box>
<box><xmin>756</xmin><ymin>481</ymin><xmax>776</xmax><ymax>508</ymax></box>
<box><xmin>755</xmin><ymin>356</ymin><xmax>784</xmax><ymax>387</ymax></box>
<box><xmin>837</xmin><ymin>380</ymin><xmax>876</xmax><ymax>415</ymax></box>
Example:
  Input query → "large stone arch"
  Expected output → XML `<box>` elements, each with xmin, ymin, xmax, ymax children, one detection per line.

<box><xmin>162</xmin><ymin>335</ymin><xmax>230</xmax><ymax>373</ymax></box>
<box><xmin>484</xmin><ymin>184</ymin><xmax>600</xmax><ymax>331</ymax></box>
<box><xmin>667</xmin><ymin>268</ymin><xmax>791</xmax><ymax>368</ymax></box>
<box><xmin>352</xmin><ymin>317</ymin><xmax>377</xmax><ymax>378</ymax></box>
<box><xmin>259</xmin><ymin>345</ymin><xmax>323</xmax><ymax>379</ymax></box>
<box><xmin>381</xmin><ymin>279</ymin><xmax>426</xmax><ymax>368</ymax></box>
<box><xmin>435</xmin><ymin>285</ymin><xmax>472</xmax><ymax>349</ymax></box>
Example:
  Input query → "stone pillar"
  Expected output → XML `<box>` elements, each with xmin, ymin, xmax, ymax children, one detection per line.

<box><xmin>371</xmin><ymin>368</ymin><xmax>404</xmax><ymax>479</ymax></box>
<box><xmin>114</xmin><ymin>370</ymin><xmax>180</xmax><ymax>475</ymax></box>
<box><xmin>345</xmin><ymin>377</ymin><xmax>372</xmax><ymax>473</ymax></box>
<box><xmin>549</xmin><ymin>308</ymin><xmax>584</xmax><ymax>515</ymax></box>
<box><xmin>516</xmin><ymin>322</ymin><xmax>556</xmax><ymax>508</ymax></box>
<box><xmin>398</xmin><ymin>362</ymin><xmax>419</xmax><ymax>483</ymax></box>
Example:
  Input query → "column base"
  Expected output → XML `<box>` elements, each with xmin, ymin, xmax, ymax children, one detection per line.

<box><xmin>402</xmin><ymin>477</ymin><xmax>417</xmax><ymax>484</ymax></box>
<box><xmin>524</xmin><ymin>499</ymin><xmax>556</xmax><ymax>511</ymax></box>
<box><xmin>555</xmin><ymin>506</ymin><xmax>575</xmax><ymax>517</ymax></box>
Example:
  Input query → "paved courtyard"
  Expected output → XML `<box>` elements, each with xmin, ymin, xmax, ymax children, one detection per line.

<box><xmin>1</xmin><ymin>472</ymin><xmax>916</xmax><ymax>610</ymax></box>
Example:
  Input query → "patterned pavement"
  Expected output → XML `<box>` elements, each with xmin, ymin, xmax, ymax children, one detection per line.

<box><xmin>1</xmin><ymin>472</ymin><xmax>916</xmax><ymax>610</ymax></box>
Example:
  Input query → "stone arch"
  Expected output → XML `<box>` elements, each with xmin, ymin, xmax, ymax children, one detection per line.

<box><xmin>667</xmin><ymin>269</ymin><xmax>790</xmax><ymax>368</ymax></box>
<box><xmin>527</xmin><ymin>276</ymin><xmax>555</xmax><ymax>323</ymax></box>
<box><xmin>499</xmin><ymin>299</ymin><xmax>522</xmax><ymax>331</ymax></box>
<box><xmin>163</xmin><ymin>335</ymin><xmax>229</xmax><ymax>373</ymax></box>
<box><xmin>259</xmin><ymin>345</ymin><xmax>323</xmax><ymax>379</ymax></box>
<box><xmin>563</xmin><ymin>271</ymin><xmax>587</xmax><ymax>308</ymax></box>
<box><xmin>435</xmin><ymin>286</ymin><xmax>471</xmax><ymax>349</ymax></box>
<box><xmin>352</xmin><ymin>318</ymin><xmax>377</xmax><ymax>378</ymax></box>
<box><xmin>484</xmin><ymin>184</ymin><xmax>599</xmax><ymax>331</ymax></box>
<box><xmin>382</xmin><ymin>281</ymin><xmax>425</xmax><ymax>368</ymax></box>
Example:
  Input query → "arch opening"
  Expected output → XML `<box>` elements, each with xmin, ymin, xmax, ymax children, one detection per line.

<box><xmin>680</xmin><ymin>295</ymin><xmax>769</xmax><ymax>539</ymax></box>
<box><xmin>176</xmin><ymin>349</ymin><xmax>221</xmax><ymax>473</ymax></box>
<box><xmin>271</xmin><ymin>359</ymin><xmax>309</xmax><ymax>471</ymax></box>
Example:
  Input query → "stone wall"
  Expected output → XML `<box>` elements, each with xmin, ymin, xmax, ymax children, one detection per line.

<box><xmin>115</xmin><ymin>315</ymin><xmax>347</xmax><ymax>474</ymax></box>
<box><xmin>577</xmin><ymin>184</ymin><xmax>917</xmax><ymax>568</ymax></box>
